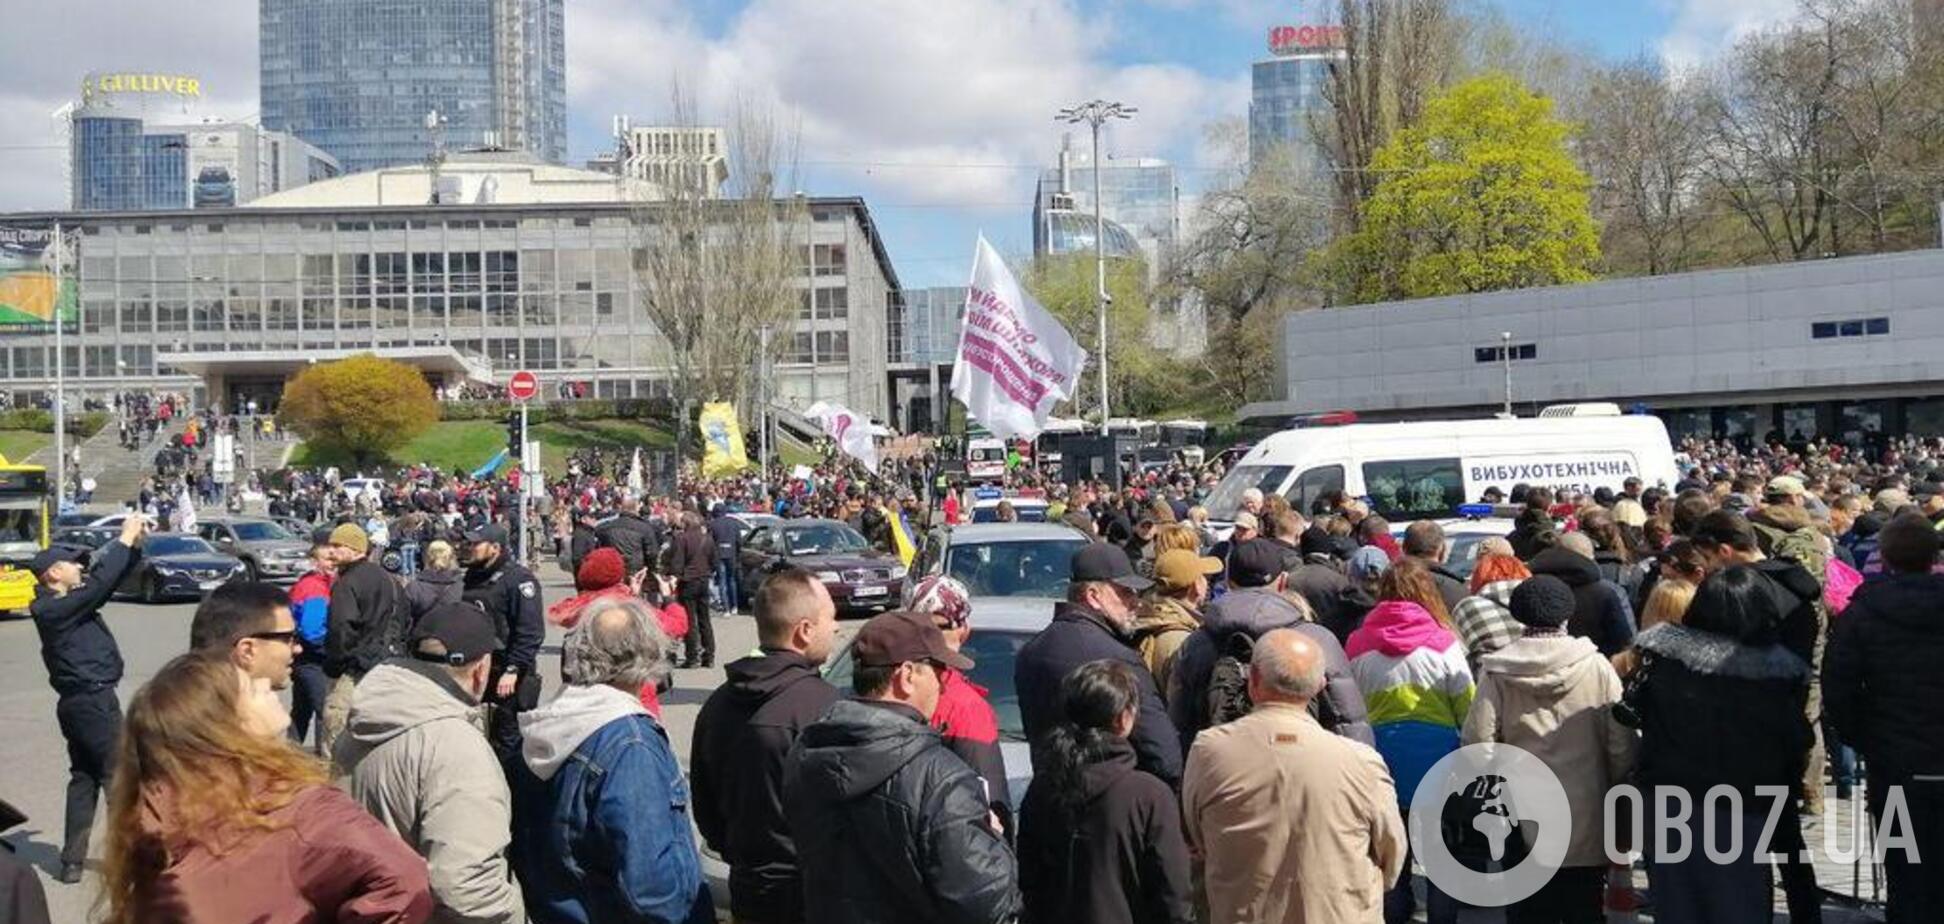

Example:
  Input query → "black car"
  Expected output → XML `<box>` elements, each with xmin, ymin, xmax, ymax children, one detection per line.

<box><xmin>118</xmin><ymin>534</ymin><xmax>247</xmax><ymax>604</ymax></box>
<box><xmin>736</xmin><ymin>519</ymin><xmax>907</xmax><ymax>616</ymax></box>
<box><xmin>51</xmin><ymin>526</ymin><xmax>117</xmax><ymax>552</ymax></box>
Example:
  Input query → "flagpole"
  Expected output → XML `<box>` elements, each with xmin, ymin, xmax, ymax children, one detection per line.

<box><xmin>52</xmin><ymin>220</ymin><xmax>66</xmax><ymax>508</ymax></box>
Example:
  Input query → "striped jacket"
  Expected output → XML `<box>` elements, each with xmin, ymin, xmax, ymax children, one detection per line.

<box><xmin>1452</xmin><ymin>580</ymin><xmax>1525</xmax><ymax>674</ymax></box>
<box><xmin>1345</xmin><ymin>601</ymin><xmax>1475</xmax><ymax>806</ymax></box>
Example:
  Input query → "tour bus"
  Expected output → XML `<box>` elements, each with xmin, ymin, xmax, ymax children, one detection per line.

<box><xmin>1201</xmin><ymin>405</ymin><xmax>1679</xmax><ymax>526</ymax></box>
<box><xmin>965</xmin><ymin>426</ymin><xmax>1008</xmax><ymax>482</ymax></box>
<box><xmin>0</xmin><ymin>456</ymin><xmax>50</xmax><ymax>614</ymax></box>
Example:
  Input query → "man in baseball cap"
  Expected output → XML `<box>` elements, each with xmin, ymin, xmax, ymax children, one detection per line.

<box><xmin>783</xmin><ymin>610</ymin><xmax>1018</xmax><ymax>921</ymax></box>
<box><xmin>904</xmin><ymin>576</ymin><xmax>1012</xmax><ymax>830</ymax></box>
<box><xmin>1015</xmin><ymin>542</ymin><xmax>1184</xmax><ymax>787</ymax></box>
<box><xmin>337</xmin><ymin>600</ymin><xmax>524</xmax><ymax>920</ymax></box>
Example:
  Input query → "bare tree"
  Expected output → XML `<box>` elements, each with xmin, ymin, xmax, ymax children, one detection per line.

<box><xmin>627</xmin><ymin>86</ymin><xmax>805</xmax><ymax>463</ymax></box>
<box><xmin>1699</xmin><ymin>16</ymin><xmax>1846</xmax><ymax>262</ymax></box>
<box><xmin>1315</xmin><ymin>0</ymin><xmax>1458</xmax><ymax>227</ymax></box>
<box><xmin>1582</xmin><ymin>56</ymin><xmax>1709</xmax><ymax>274</ymax></box>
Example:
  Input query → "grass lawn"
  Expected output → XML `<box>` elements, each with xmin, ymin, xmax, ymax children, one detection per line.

<box><xmin>0</xmin><ymin>430</ymin><xmax>51</xmax><ymax>464</ymax></box>
<box><xmin>290</xmin><ymin>418</ymin><xmax>673</xmax><ymax>479</ymax></box>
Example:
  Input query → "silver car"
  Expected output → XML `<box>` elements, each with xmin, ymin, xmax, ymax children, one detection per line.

<box><xmin>197</xmin><ymin>517</ymin><xmax>313</xmax><ymax>583</ymax></box>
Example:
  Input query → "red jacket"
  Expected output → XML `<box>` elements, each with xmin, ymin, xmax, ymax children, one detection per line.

<box><xmin>547</xmin><ymin>589</ymin><xmax>689</xmax><ymax>717</ymax></box>
<box><xmin>133</xmin><ymin>784</ymin><xmax>431</xmax><ymax>923</ymax></box>
<box><xmin>931</xmin><ymin>667</ymin><xmax>1012</xmax><ymax>822</ymax></box>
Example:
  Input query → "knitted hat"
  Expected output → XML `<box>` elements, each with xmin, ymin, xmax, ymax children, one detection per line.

<box><xmin>1509</xmin><ymin>575</ymin><xmax>1576</xmax><ymax>628</ymax></box>
<box><xmin>905</xmin><ymin>574</ymin><xmax>972</xmax><ymax>629</ymax></box>
<box><xmin>328</xmin><ymin>523</ymin><xmax>369</xmax><ymax>555</ymax></box>
<box><xmin>575</xmin><ymin>547</ymin><xmax>626</xmax><ymax>592</ymax></box>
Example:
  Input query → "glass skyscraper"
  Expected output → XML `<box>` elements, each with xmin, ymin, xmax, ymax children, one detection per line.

<box><xmin>1031</xmin><ymin>135</ymin><xmax>1177</xmax><ymax>267</ymax></box>
<box><xmin>1249</xmin><ymin>54</ymin><xmax>1335</xmax><ymax>167</ymax></box>
<box><xmin>260</xmin><ymin>0</ymin><xmax>566</xmax><ymax>172</ymax></box>
<box><xmin>72</xmin><ymin>116</ymin><xmax>187</xmax><ymax>211</ymax></box>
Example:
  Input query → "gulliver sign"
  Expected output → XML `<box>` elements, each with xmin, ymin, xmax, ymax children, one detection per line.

<box><xmin>82</xmin><ymin>73</ymin><xmax>203</xmax><ymax>102</ymax></box>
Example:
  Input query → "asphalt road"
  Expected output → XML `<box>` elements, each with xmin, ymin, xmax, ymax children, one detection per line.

<box><xmin>0</xmin><ymin>566</ymin><xmax>773</xmax><ymax>924</ymax></box>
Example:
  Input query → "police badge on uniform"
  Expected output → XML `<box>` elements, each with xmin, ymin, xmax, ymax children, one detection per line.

<box><xmin>520</xmin><ymin>581</ymin><xmax>536</xmax><ymax>599</ymax></box>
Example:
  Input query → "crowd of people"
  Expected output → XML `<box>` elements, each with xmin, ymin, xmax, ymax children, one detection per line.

<box><xmin>24</xmin><ymin>420</ymin><xmax>1944</xmax><ymax>924</ymax></box>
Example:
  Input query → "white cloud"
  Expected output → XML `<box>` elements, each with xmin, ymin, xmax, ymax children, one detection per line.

<box><xmin>567</xmin><ymin>0</ymin><xmax>1244</xmax><ymax>206</ymax></box>
<box><xmin>1657</xmin><ymin>0</ymin><xmax>1798</xmax><ymax>68</ymax></box>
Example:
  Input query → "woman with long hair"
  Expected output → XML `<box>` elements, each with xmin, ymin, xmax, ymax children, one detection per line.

<box><xmin>1346</xmin><ymin>557</ymin><xmax>1473</xmax><ymax>924</ymax></box>
<box><xmin>1018</xmin><ymin>660</ymin><xmax>1194</xmax><ymax>924</ymax></box>
<box><xmin>1612</xmin><ymin>578</ymin><xmax>1696</xmax><ymax>678</ymax></box>
<box><xmin>101</xmin><ymin>653</ymin><xmax>431</xmax><ymax>924</ymax></box>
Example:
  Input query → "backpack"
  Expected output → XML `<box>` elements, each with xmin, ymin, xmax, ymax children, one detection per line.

<box><xmin>1205</xmin><ymin>631</ymin><xmax>1257</xmax><ymax>729</ymax></box>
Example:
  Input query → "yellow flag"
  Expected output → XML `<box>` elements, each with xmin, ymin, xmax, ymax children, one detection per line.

<box><xmin>883</xmin><ymin>504</ymin><xmax>917</xmax><ymax>568</ymax></box>
<box><xmin>698</xmin><ymin>402</ymin><xmax>750</xmax><ymax>478</ymax></box>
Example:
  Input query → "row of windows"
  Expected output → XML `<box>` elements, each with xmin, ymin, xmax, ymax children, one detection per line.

<box><xmin>783</xmin><ymin>331</ymin><xmax>850</xmax><ymax>364</ymax></box>
<box><xmin>78</xmin><ymin>292</ymin><xmax>631</xmax><ymax>335</ymax></box>
<box><xmin>1474</xmin><ymin>343</ymin><xmax>1539</xmax><ymax>363</ymax></box>
<box><xmin>1810</xmin><ymin>317</ymin><xmax>1890</xmax><ymax>339</ymax></box>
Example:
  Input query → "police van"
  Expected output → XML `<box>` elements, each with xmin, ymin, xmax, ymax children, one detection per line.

<box><xmin>1202</xmin><ymin>404</ymin><xmax>1679</xmax><ymax>526</ymax></box>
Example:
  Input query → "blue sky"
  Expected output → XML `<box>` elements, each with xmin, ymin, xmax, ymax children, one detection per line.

<box><xmin>0</xmin><ymin>0</ymin><xmax>1793</xmax><ymax>288</ymax></box>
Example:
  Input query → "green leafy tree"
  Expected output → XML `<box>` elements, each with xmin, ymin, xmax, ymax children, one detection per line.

<box><xmin>280</xmin><ymin>354</ymin><xmax>440</xmax><ymax>467</ymax></box>
<box><xmin>1326</xmin><ymin>72</ymin><xmax>1600</xmax><ymax>303</ymax></box>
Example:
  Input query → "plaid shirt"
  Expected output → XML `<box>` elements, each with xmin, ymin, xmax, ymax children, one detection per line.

<box><xmin>1453</xmin><ymin>579</ymin><xmax>1525</xmax><ymax>673</ymax></box>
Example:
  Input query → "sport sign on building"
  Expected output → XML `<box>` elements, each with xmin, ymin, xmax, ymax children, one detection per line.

<box><xmin>951</xmin><ymin>236</ymin><xmax>1087</xmax><ymax>442</ymax></box>
<box><xmin>1268</xmin><ymin>24</ymin><xmax>1347</xmax><ymax>55</ymax></box>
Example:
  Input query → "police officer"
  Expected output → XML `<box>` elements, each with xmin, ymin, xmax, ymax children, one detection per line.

<box><xmin>32</xmin><ymin>514</ymin><xmax>147</xmax><ymax>883</ymax></box>
<box><xmin>460</xmin><ymin>522</ymin><xmax>543</xmax><ymax>762</ymax></box>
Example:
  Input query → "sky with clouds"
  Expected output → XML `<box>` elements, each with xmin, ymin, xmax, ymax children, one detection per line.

<box><xmin>0</xmin><ymin>0</ymin><xmax>1797</xmax><ymax>286</ymax></box>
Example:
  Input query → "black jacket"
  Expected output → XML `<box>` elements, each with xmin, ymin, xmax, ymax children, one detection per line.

<box><xmin>691</xmin><ymin>651</ymin><xmax>841</xmax><ymax>924</ymax></box>
<box><xmin>1016</xmin><ymin>603</ymin><xmax>1183</xmax><ymax>788</ymax></box>
<box><xmin>666</xmin><ymin>526</ymin><xmax>716</xmax><ymax>584</ymax></box>
<box><xmin>323</xmin><ymin>557</ymin><xmax>406</xmax><ymax>678</ymax></box>
<box><xmin>1752</xmin><ymin>559</ymin><xmax>1823</xmax><ymax>667</ymax></box>
<box><xmin>564</xmin><ymin>524</ymin><xmax>598</xmax><ymax>577</ymax></box>
<box><xmin>1527</xmin><ymin>548</ymin><xmax>1637</xmax><ymax>657</ymax></box>
<box><xmin>708</xmin><ymin>515</ymin><xmax>742</xmax><ymax>558</ymax></box>
<box><xmin>1823</xmin><ymin>573</ymin><xmax>1944</xmax><ymax>783</ymax></box>
<box><xmin>1508</xmin><ymin>509</ymin><xmax>1556</xmax><ymax>560</ymax></box>
<box><xmin>1628</xmin><ymin>623</ymin><xmax>1812</xmax><ymax>802</ymax></box>
<box><xmin>1285</xmin><ymin>560</ymin><xmax>1353</xmax><ymax>632</ymax></box>
<box><xmin>596</xmin><ymin>513</ymin><xmax>665</xmax><ymax>577</ymax></box>
<box><xmin>1422</xmin><ymin>560</ymin><xmax>1469</xmax><ymax>615</ymax></box>
<box><xmin>784</xmin><ymin>699</ymin><xmax>1022</xmax><ymax>924</ymax></box>
<box><xmin>1167</xmin><ymin>588</ymin><xmax>1373</xmax><ymax>749</ymax></box>
<box><xmin>31</xmin><ymin>539</ymin><xmax>138</xmax><ymax>695</ymax></box>
<box><xmin>461</xmin><ymin>555</ymin><xmax>545</xmax><ymax>673</ymax></box>
<box><xmin>1016</xmin><ymin>738</ymin><xmax>1194</xmax><ymax>924</ymax></box>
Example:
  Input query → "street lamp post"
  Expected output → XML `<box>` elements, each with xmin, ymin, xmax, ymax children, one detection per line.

<box><xmin>52</xmin><ymin>220</ymin><xmax>66</xmax><ymax>509</ymax></box>
<box><xmin>1500</xmin><ymin>331</ymin><xmax>1514</xmax><ymax>418</ymax></box>
<box><xmin>1056</xmin><ymin>100</ymin><xmax>1136</xmax><ymax>437</ymax></box>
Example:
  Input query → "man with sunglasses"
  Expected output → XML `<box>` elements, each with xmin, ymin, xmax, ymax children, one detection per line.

<box><xmin>189</xmin><ymin>581</ymin><xmax>301</xmax><ymax>691</ymax></box>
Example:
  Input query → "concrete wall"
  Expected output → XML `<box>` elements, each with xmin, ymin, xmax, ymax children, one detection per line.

<box><xmin>1268</xmin><ymin>248</ymin><xmax>1944</xmax><ymax>418</ymax></box>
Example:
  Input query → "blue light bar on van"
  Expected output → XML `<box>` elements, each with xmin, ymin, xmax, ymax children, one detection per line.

<box><xmin>974</xmin><ymin>487</ymin><xmax>1003</xmax><ymax>500</ymax></box>
<box><xmin>1456</xmin><ymin>503</ymin><xmax>1496</xmax><ymax>519</ymax></box>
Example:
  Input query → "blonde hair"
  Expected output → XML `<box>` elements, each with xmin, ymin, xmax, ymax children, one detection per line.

<box><xmin>102</xmin><ymin>654</ymin><xmax>328</xmax><ymax>923</ymax></box>
<box><xmin>423</xmin><ymin>539</ymin><xmax>457</xmax><ymax>571</ymax></box>
<box><xmin>1639</xmin><ymin>577</ymin><xmax>1696</xmax><ymax>631</ymax></box>
<box><xmin>1152</xmin><ymin>523</ymin><xmax>1200</xmax><ymax>556</ymax></box>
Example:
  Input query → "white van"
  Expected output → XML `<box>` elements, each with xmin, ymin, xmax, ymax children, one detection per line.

<box><xmin>1202</xmin><ymin>410</ymin><xmax>1679</xmax><ymax>524</ymax></box>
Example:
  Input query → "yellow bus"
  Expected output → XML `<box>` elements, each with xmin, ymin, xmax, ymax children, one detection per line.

<box><xmin>0</xmin><ymin>456</ymin><xmax>50</xmax><ymax>615</ymax></box>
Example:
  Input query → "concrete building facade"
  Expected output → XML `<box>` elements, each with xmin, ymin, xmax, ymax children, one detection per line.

<box><xmin>1251</xmin><ymin>248</ymin><xmax>1944</xmax><ymax>444</ymax></box>
<box><xmin>0</xmin><ymin>156</ymin><xmax>897</xmax><ymax>420</ymax></box>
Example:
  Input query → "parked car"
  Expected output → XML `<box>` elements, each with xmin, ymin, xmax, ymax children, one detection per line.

<box><xmin>53</xmin><ymin>512</ymin><xmax>97</xmax><ymax>529</ymax></box>
<box><xmin>118</xmin><ymin>534</ymin><xmax>246</xmax><ymax>604</ymax></box>
<box><xmin>51</xmin><ymin>525</ymin><xmax>117</xmax><ymax>553</ymax></box>
<box><xmin>970</xmin><ymin>497</ymin><xmax>1051</xmax><ymax>523</ymax></box>
<box><xmin>272</xmin><ymin>516</ymin><xmax>319</xmax><ymax>540</ymax></box>
<box><xmin>726</xmin><ymin>512</ymin><xmax>783</xmax><ymax>538</ymax></box>
<box><xmin>196</xmin><ymin>517</ymin><xmax>312</xmax><ymax>582</ymax></box>
<box><xmin>822</xmin><ymin>597</ymin><xmax>1047</xmax><ymax>809</ymax></box>
<box><xmin>736</xmin><ymin>519</ymin><xmax>906</xmax><ymax>616</ymax></box>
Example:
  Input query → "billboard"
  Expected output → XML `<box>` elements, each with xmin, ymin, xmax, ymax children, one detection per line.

<box><xmin>0</xmin><ymin>227</ymin><xmax>76</xmax><ymax>326</ymax></box>
<box><xmin>188</xmin><ymin>129</ymin><xmax>242</xmax><ymax>208</ymax></box>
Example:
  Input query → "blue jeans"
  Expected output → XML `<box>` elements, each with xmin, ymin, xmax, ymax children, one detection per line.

<box><xmin>713</xmin><ymin>557</ymin><xmax>739</xmax><ymax>613</ymax></box>
<box><xmin>1385</xmin><ymin>809</ymin><xmax>1461</xmax><ymax>924</ymax></box>
<box><xmin>288</xmin><ymin>653</ymin><xmax>329</xmax><ymax>752</ymax></box>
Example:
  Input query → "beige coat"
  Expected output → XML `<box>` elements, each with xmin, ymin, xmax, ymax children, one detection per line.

<box><xmin>1131</xmin><ymin>594</ymin><xmax>1201</xmax><ymax>703</ymax></box>
<box><xmin>1184</xmin><ymin>702</ymin><xmax>1405</xmax><ymax>923</ymax></box>
<box><xmin>1463</xmin><ymin>633</ymin><xmax>1639</xmax><ymax>867</ymax></box>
